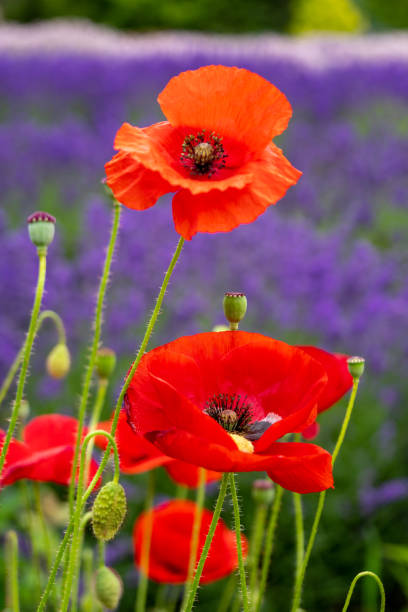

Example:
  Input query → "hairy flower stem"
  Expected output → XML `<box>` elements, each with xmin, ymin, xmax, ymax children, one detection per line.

<box><xmin>292</xmin><ymin>433</ymin><xmax>305</xmax><ymax>579</ymax></box>
<box><xmin>181</xmin><ymin>468</ymin><xmax>207</xmax><ymax>610</ymax></box>
<box><xmin>61</xmin><ymin>431</ymin><xmax>120</xmax><ymax>611</ymax></box>
<box><xmin>135</xmin><ymin>470</ymin><xmax>156</xmax><ymax>612</ymax></box>
<box><xmin>0</xmin><ymin>309</ymin><xmax>67</xmax><ymax>408</ymax></box>
<box><xmin>254</xmin><ymin>484</ymin><xmax>284</xmax><ymax>612</ymax></box>
<box><xmin>68</xmin><ymin>198</ymin><xmax>121</xmax><ymax>514</ymax></box>
<box><xmin>5</xmin><ymin>530</ymin><xmax>20</xmax><ymax>612</ymax></box>
<box><xmin>183</xmin><ymin>473</ymin><xmax>229</xmax><ymax>612</ymax></box>
<box><xmin>249</xmin><ymin>502</ymin><xmax>268</xmax><ymax>598</ymax></box>
<box><xmin>0</xmin><ymin>248</ymin><xmax>47</xmax><ymax>478</ymax></box>
<box><xmin>342</xmin><ymin>571</ymin><xmax>385</xmax><ymax>612</ymax></box>
<box><xmin>290</xmin><ymin>378</ymin><xmax>361</xmax><ymax>612</ymax></box>
<box><xmin>229</xmin><ymin>473</ymin><xmax>250</xmax><ymax>612</ymax></box>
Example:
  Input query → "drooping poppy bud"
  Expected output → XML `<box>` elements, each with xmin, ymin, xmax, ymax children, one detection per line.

<box><xmin>46</xmin><ymin>343</ymin><xmax>71</xmax><ymax>379</ymax></box>
<box><xmin>94</xmin><ymin>566</ymin><xmax>123</xmax><ymax>609</ymax></box>
<box><xmin>347</xmin><ymin>356</ymin><xmax>365</xmax><ymax>379</ymax></box>
<box><xmin>95</xmin><ymin>348</ymin><xmax>117</xmax><ymax>380</ymax></box>
<box><xmin>223</xmin><ymin>292</ymin><xmax>247</xmax><ymax>330</ymax></box>
<box><xmin>92</xmin><ymin>481</ymin><xmax>127</xmax><ymax>541</ymax></box>
<box><xmin>27</xmin><ymin>211</ymin><xmax>56</xmax><ymax>248</ymax></box>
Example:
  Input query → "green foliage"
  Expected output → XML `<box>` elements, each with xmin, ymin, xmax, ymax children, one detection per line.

<box><xmin>290</xmin><ymin>0</ymin><xmax>367</xmax><ymax>33</ymax></box>
<box><xmin>360</xmin><ymin>0</ymin><xmax>408</xmax><ymax>30</ymax></box>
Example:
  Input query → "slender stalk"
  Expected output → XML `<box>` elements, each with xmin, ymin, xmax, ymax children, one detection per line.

<box><xmin>68</xmin><ymin>199</ymin><xmax>121</xmax><ymax>513</ymax></box>
<box><xmin>255</xmin><ymin>485</ymin><xmax>284</xmax><ymax>612</ymax></box>
<box><xmin>33</xmin><ymin>482</ymin><xmax>53</xmax><ymax>571</ymax></box>
<box><xmin>0</xmin><ymin>309</ymin><xmax>66</xmax><ymax>408</ymax></box>
<box><xmin>183</xmin><ymin>473</ymin><xmax>229</xmax><ymax>612</ymax></box>
<box><xmin>5</xmin><ymin>530</ymin><xmax>20</xmax><ymax>612</ymax></box>
<box><xmin>249</xmin><ymin>502</ymin><xmax>268</xmax><ymax>597</ymax></box>
<box><xmin>136</xmin><ymin>470</ymin><xmax>156</xmax><ymax>612</ymax></box>
<box><xmin>292</xmin><ymin>432</ymin><xmax>305</xmax><ymax>582</ymax></box>
<box><xmin>229</xmin><ymin>473</ymin><xmax>250</xmax><ymax>612</ymax></box>
<box><xmin>181</xmin><ymin>468</ymin><xmax>207</xmax><ymax>610</ymax></box>
<box><xmin>84</xmin><ymin>377</ymin><xmax>108</xmax><ymax>485</ymax></box>
<box><xmin>0</xmin><ymin>249</ymin><xmax>47</xmax><ymax>477</ymax></box>
<box><xmin>61</xmin><ymin>431</ymin><xmax>120</xmax><ymax>611</ymax></box>
<box><xmin>217</xmin><ymin>575</ymin><xmax>238</xmax><ymax>612</ymax></box>
<box><xmin>290</xmin><ymin>378</ymin><xmax>361</xmax><ymax>612</ymax></box>
<box><xmin>342</xmin><ymin>571</ymin><xmax>385</xmax><ymax>612</ymax></box>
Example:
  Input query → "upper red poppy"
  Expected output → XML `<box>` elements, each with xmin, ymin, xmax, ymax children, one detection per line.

<box><xmin>133</xmin><ymin>499</ymin><xmax>247</xmax><ymax>583</ymax></box>
<box><xmin>94</xmin><ymin>410</ymin><xmax>221</xmax><ymax>488</ymax></box>
<box><xmin>125</xmin><ymin>331</ymin><xmax>352</xmax><ymax>494</ymax></box>
<box><xmin>0</xmin><ymin>414</ymin><xmax>99</xmax><ymax>487</ymax></box>
<box><xmin>105</xmin><ymin>65</ymin><xmax>301</xmax><ymax>239</ymax></box>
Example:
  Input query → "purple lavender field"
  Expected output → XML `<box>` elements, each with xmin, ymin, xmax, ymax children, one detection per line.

<box><xmin>1</xmin><ymin>22</ymin><xmax>408</xmax><ymax>611</ymax></box>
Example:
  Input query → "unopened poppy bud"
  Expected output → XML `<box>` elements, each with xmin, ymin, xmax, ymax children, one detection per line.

<box><xmin>347</xmin><ymin>356</ymin><xmax>365</xmax><ymax>379</ymax></box>
<box><xmin>223</xmin><ymin>292</ymin><xmax>247</xmax><ymax>330</ymax></box>
<box><xmin>252</xmin><ymin>479</ymin><xmax>275</xmax><ymax>505</ymax></box>
<box><xmin>27</xmin><ymin>211</ymin><xmax>56</xmax><ymax>248</ymax></box>
<box><xmin>94</xmin><ymin>566</ymin><xmax>123</xmax><ymax>609</ymax></box>
<box><xmin>46</xmin><ymin>343</ymin><xmax>71</xmax><ymax>379</ymax></box>
<box><xmin>80</xmin><ymin>592</ymin><xmax>102</xmax><ymax>612</ymax></box>
<box><xmin>95</xmin><ymin>348</ymin><xmax>117</xmax><ymax>380</ymax></box>
<box><xmin>92</xmin><ymin>481</ymin><xmax>127</xmax><ymax>541</ymax></box>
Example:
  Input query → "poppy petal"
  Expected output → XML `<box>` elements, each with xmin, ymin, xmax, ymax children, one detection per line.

<box><xmin>164</xmin><ymin>460</ymin><xmax>221</xmax><ymax>488</ymax></box>
<box><xmin>23</xmin><ymin>414</ymin><xmax>81</xmax><ymax>450</ymax></box>
<box><xmin>158</xmin><ymin>65</ymin><xmax>293</xmax><ymax>152</ymax></box>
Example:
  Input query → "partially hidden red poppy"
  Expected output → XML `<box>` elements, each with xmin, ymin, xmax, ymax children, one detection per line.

<box><xmin>94</xmin><ymin>411</ymin><xmax>221</xmax><ymax>488</ymax></box>
<box><xmin>133</xmin><ymin>500</ymin><xmax>247</xmax><ymax>584</ymax></box>
<box><xmin>105</xmin><ymin>65</ymin><xmax>301</xmax><ymax>240</ymax></box>
<box><xmin>0</xmin><ymin>415</ymin><xmax>99</xmax><ymax>487</ymax></box>
<box><xmin>125</xmin><ymin>331</ymin><xmax>353</xmax><ymax>494</ymax></box>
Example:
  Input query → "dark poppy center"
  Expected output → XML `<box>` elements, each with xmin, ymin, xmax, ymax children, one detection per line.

<box><xmin>203</xmin><ymin>393</ymin><xmax>253</xmax><ymax>434</ymax></box>
<box><xmin>180</xmin><ymin>130</ymin><xmax>227</xmax><ymax>178</ymax></box>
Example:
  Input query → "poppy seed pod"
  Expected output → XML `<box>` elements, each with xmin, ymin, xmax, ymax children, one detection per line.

<box><xmin>252</xmin><ymin>479</ymin><xmax>275</xmax><ymax>505</ymax></box>
<box><xmin>92</xmin><ymin>481</ymin><xmax>127</xmax><ymax>541</ymax></box>
<box><xmin>94</xmin><ymin>566</ymin><xmax>123</xmax><ymax>609</ymax></box>
<box><xmin>27</xmin><ymin>211</ymin><xmax>56</xmax><ymax>248</ymax></box>
<box><xmin>347</xmin><ymin>356</ymin><xmax>365</xmax><ymax>379</ymax></box>
<box><xmin>95</xmin><ymin>348</ymin><xmax>117</xmax><ymax>380</ymax></box>
<box><xmin>46</xmin><ymin>343</ymin><xmax>71</xmax><ymax>379</ymax></box>
<box><xmin>223</xmin><ymin>292</ymin><xmax>247</xmax><ymax>330</ymax></box>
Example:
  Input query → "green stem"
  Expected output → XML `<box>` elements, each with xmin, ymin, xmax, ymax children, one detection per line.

<box><xmin>136</xmin><ymin>470</ymin><xmax>156</xmax><ymax>612</ymax></box>
<box><xmin>183</xmin><ymin>473</ymin><xmax>229</xmax><ymax>612</ymax></box>
<box><xmin>255</xmin><ymin>485</ymin><xmax>284</xmax><ymax>612</ymax></box>
<box><xmin>33</xmin><ymin>482</ymin><xmax>53</xmax><ymax>571</ymax></box>
<box><xmin>249</xmin><ymin>502</ymin><xmax>268</xmax><ymax>598</ymax></box>
<box><xmin>293</xmin><ymin>432</ymin><xmax>305</xmax><ymax>581</ymax></box>
<box><xmin>217</xmin><ymin>575</ymin><xmax>238</xmax><ymax>612</ymax></box>
<box><xmin>68</xmin><ymin>199</ymin><xmax>121</xmax><ymax>513</ymax></box>
<box><xmin>61</xmin><ymin>431</ymin><xmax>120</xmax><ymax>611</ymax></box>
<box><xmin>0</xmin><ymin>309</ymin><xmax>66</xmax><ymax>409</ymax></box>
<box><xmin>5</xmin><ymin>530</ymin><xmax>20</xmax><ymax>612</ymax></box>
<box><xmin>342</xmin><ymin>571</ymin><xmax>385</xmax><ymax>612</ymax></box>
<box><xmin>84</xmin><ymin>378</ymin><xmax>108</xmax><ymax>485</ymax></box>
<box><xmin>181</xmin><ymin>468</ymin><xmax>207</xmax><ymax>610</ymax></box>
<box><xmin>0</xmin><ymin>249</ymin><xmax>47</xmax><ymax>478</ymax></box>
<box><xmin>290</xmin><ymin>378</ymin><xmax>361</xmax><ymax>612</ymax></box>
<box><xmin>229</xmin><ymin>473</ymin><xmax>250</xmax><ymax>612</ymax></box>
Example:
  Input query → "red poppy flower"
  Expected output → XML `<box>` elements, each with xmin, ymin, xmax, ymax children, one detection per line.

<box><xmin>0</xmin><ymin>415</ymin><xmax>99</xmax><ymax>487</ymax></box>
<box><xmin>124</xmin><ymin>331</ymin><xmax>352</xmax><ymax>494</ymax></box>
<box><xmin>133</xmin><ymin>500</ymin><xmax>247</xmax><ymax>584</ymax></box>
<box><xmin>94</xmin><ymin>411</ymin><xmax>221</xmax><ymax>488</ymax></box>
<box><xmin>105</xmin><ymin>65</ymin><xmax>301</xmax><ymax>240</ymax></box>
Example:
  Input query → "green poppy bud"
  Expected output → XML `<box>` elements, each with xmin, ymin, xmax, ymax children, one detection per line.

<box><xmin>46</xmin><ymin>343</ymin><xmax>71</xmax><ymax>379</ymax></box>
<box><xmin>347</xmin><ymin>356</ymin><xmax>365</xmax><ymax>379</ymax></box>
<box><xmin>92</xmin><ymin>481</ymin><xmax>127</xmax><ymax>541</ymax></box>
<box><xmin>252</xmin><ymin>479</ymin><xmax>275</xmax><ymax>505</ymax></box>
<box><xmin>223</xmin><ymin>292</ymin><xmax>247</xmax><ymax>330</ymax></box>
<box><xmin>27</xmin><ymin>211</ymin><xmax>56</xmax><ymax>248</ymax></box>
<box><xmin>80</xmin><ymin>592</ymin><xmax>103</xmax><ymax>612</ymax></box>
<box><xmin>94</xmin><ymin>566</ymin><xmax>123</xmax><ymax>609</ymax></box>
<box><xmin>95</xmin><ymin>348</ymin><xmax>117</xmax><ymax>380</ymax></box>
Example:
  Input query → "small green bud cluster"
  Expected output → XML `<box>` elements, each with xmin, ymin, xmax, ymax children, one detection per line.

<box><xmin>94</xmin><ymin>566</ymin><xmax>123</xmax><ymax>609</ymax></box>
<box><xmin>223</xmin><ymin>292</ymin><xmax>247</xmax><ymax>330</ymax></box>
<box><xmin>92</xmin><ymin>481</ymin><xmax>127</xmax><ymax>541</ymax></box>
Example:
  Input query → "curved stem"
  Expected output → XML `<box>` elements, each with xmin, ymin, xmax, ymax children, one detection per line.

<box><xmin>0</xmin><ymin>249</ymin><xmax>47</xmax><ymax>478</ymax></box>
<box><xmin>135</xmin><ymin>470</ymin><xmax>156</xmax><ymax>612</ymax></box>
<box><xmin>84</xmin><ymin>378</ymin><xmax>108</xmax><ymax>484</ymax></box>
<box><xmin>229</xmin><ymin>473</ymin><xmax>250</xmax><ymax>612</ymax></box>
<box><xmin>183</xmin><ymin>473</ymin><xmax>229</xmax><ymax>612</ymax></box>
<box><xmin>290</xmin><ymin>378</ymin><xmax>361</xmax><ymax>612</ymax></box>
<box><xmin>68</xmin><ymin>199</ymin><xmax>121</xmax><ymax>513</ymax></box>
<box><xmin>342</xmin><ymin>571</ymin><xmax>385</xmax><ymax>612</ymax></box>
<box><xmin>255</xmin><ymin>484</ymin><xmax>284</xmax><ymax>612</ymax></box>
<box><xmin>39</xmin><ymin>309</ymin><xmax>66</xmax><ymax>344</ymax></box>
<box><xmin>0</xmin><ymin>347</ymin><xmax>24</xmax><ymax>409</ymax></box>
<box><xmin>181</xmin><ymin>468</ymin><xmax>207</xmax><ymax>610</ymax></box>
